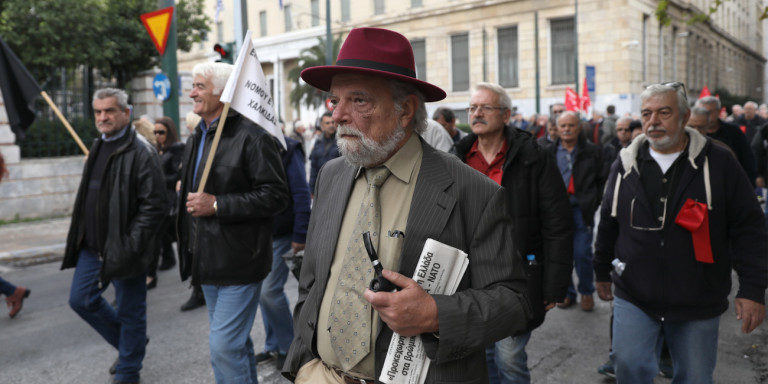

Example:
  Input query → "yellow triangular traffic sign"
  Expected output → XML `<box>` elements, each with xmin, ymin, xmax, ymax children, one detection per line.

<box><xmin>141</xmin><ymin>6</ymin><xmax>174</xmax><ymax>55</ymax></box>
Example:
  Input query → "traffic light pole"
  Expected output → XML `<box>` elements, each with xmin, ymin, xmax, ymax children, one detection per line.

<box><xmin>162</xmin><ymin>0</ymin><xmax>180</xmax><ymax>131</ymax></box>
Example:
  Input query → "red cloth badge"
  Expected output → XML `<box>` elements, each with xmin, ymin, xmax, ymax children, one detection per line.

<box><xmin>674</xmin><ymin>199</ymin><xmax>714</xmax><ymax>263</ymax></box>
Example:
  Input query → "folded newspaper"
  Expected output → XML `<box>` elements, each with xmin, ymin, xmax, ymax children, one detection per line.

<box><xmin>379</xmin><ymin>239</ymin><xmax>469</xmax><ymax>384</ymax></box>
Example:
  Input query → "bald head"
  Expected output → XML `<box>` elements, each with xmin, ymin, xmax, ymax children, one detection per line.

<box><xmin>557</xmin><ymin>111</ymin><xmax>581</xmax><ymax>145</ymax></box>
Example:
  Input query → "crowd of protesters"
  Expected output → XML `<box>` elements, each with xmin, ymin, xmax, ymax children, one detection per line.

<box><xmin>3</xmin><ymin>26</ymin><xmax>766</xmax><ymax>384</ymax></box>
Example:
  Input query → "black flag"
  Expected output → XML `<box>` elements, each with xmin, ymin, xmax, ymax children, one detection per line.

<box><xmin>0</xmin><ymin>36</ymin><xmax>42</xmax><ymax>140</ymax></box>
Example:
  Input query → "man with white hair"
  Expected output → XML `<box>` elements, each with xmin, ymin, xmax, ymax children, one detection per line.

<box><xmin>595</xmin><ymin>82</ymin><xmax>767</xmax><ymax>383</ymax></box>
<box><xmin>177</xmin><ymin>62</ymin><xmax>289</xmax><ymax>383</ymax></box>
<box><xmin>283</xmin><ymin>27</ymin><xmax>530</xmax><ymax>383</ymax></box>
<box><xmin>694</xmin><ymin>96</ymin><xmax>757</xmax><ymax>185</ymax></box>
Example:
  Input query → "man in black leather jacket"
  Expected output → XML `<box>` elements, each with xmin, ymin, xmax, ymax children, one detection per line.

<box><xmin>177</xmin><ymin>62</ymin><xmax>289</xmax><ymax>384</ymax></box>
<box><xmin>63</xmin><ymin>88</ymin><xmax>167</xmax><ymax>384</ymax></box>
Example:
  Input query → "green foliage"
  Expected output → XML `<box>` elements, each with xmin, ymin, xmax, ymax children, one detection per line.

<box><xmin>19</xmin><ymin>117</ymin><xmax>99</xmax><ymax>158</ymax></box>
<box><xmin>0</xmin><ymin>0</ymin><xmax>210</xmax><ymax>87</ymax></box>
<box><xmin>655</xmin><ymin>0</ymin><xmax>672</xmax><ymax>27</ymax></box>
<box><xmin>657</xmin><ymin>0</ymin><xmax>768</xmax><ymax>26</ymax></box>
<box><xmin>176</xmin><ymin>0</ymin><xmax>210</xmax><ymax>52</ymax></box>
<box><xmin>0</xmin><ymin>0</ymin><xmax>107</xmax><ymax>84</ymax></box>
<box><xmin>287</xmin><ymin>35</ymin><xmax>343</xmax><ymax>111</ymax></box>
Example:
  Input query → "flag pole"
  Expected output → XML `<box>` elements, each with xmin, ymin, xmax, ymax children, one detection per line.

<box><xmin>39</xmin><ymin>91</ymin><xmax>89</xmax><ymax>156</ymax></box>
<box><xmin>196</xmin><ymin>102</ymin><xmax>230</xmax><ymax>193</ymax></box>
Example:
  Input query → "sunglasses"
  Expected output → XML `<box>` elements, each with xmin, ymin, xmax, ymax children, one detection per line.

<box><xmin>154</xmin><ymin>130</ymin><xmax>167</xmax><ymax>135</ymax></box>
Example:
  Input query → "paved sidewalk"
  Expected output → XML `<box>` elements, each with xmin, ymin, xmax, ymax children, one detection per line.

<box><xmin>0</xmin><ymin>217</ymin><xmax>70</xmax><ymax>267</ymax></box>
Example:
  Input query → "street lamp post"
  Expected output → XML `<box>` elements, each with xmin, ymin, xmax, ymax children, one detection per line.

<box><xmin>574</xmin><ymin>0</ymin><xmax>579</xmax><ymax>96</ymax></box>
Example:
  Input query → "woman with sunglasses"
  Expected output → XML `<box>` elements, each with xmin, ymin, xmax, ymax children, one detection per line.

<box><xmin>145</xmin><ymin>117</ymin><xmax>184</xmax><ymax>289</ymax></box>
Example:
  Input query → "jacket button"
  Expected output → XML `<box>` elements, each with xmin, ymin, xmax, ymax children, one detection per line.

<box><xmin>658</xmin><ymin>216</ymin><xmax>664</xmax><ymax>222</ymax></box>
<box><xmin>662</xmin><ymin>178</ymin><xmax>668</xmax><ymax>183</ymax></box>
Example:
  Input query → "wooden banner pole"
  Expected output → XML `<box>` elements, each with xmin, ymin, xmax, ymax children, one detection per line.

<box><xmin>196</xmin><ymin>102</ymin><xmax>231</xmax><ymax>193</ymax></box>
<box><xmin>40</xmin><ymin>91</ymin><xmax>89</xmax><ymax>156</ymax></box>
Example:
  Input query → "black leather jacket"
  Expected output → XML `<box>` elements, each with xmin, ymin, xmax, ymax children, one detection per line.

<box><xmin>62</xmin><ymin>129</ymin><xmax>168</xmax><ymax>281</ymax></box>
<box><xmin>541</xmin><ymin>135</ymin><xmax>606</xmax><ymax>227</ymax></box>
<box><xmin>177</xmin><ymin>111</ymin><xmax>289</xmax><ymax>286</ymax></box>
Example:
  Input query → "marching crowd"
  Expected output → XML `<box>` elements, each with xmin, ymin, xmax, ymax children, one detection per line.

<box><xmin>1</xmin><ymin>27</ymin><xmax>766</xmax><ymax>384</ymax></box>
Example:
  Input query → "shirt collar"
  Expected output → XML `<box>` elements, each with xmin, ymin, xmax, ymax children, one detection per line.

<box><xmin>354</xmin><ymin>134</ymin><xmax>422</xmax><ymax>184</ymax></box>
<box><xmin>102</xmin><ymin>125</ymin><xmax>129</xmax><ymax>142</ymax></box>
<box><xmin>199</xmin><ymin>117</ymin><xmax>220</xmax><ymax>133</ymax></box>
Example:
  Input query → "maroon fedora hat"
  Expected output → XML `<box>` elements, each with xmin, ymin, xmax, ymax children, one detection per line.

<box><xmin>300</xmin><ymin>27</ymin><xmax>446</xmax><ymax>102</ymax></box>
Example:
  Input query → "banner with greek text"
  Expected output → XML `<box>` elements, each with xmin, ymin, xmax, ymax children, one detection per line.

<box><xmin>220</xmin><ymin>30</ymin><xmax>286</xmax><ymax>149</ymax></box>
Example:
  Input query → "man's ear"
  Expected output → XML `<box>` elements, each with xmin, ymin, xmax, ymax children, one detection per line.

<box><xmin>398</xmin><ymin>94</ymin><xmax>418</xmax><ymax>129</ymax></box>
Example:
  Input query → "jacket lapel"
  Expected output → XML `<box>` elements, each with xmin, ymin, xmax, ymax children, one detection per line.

<box><xmin>315</xmin><ymin>161</ymin><xmax>358</xmax><ymax>287</ymax></box>
<box><xmin>397</xmin><ymin>141</ymin><xmax>456</xmax><ymax>279</ymax></box>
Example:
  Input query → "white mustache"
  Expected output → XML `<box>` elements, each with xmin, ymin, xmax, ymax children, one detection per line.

<box><xmin>647</xmin><ymin>125</ymin><xmax>666</xmax><ymax>134</ymax></box>
<box><xmin>337</xmin><ymin>124</ymin><xmax>362</xmax><ymax>138</ymax></box>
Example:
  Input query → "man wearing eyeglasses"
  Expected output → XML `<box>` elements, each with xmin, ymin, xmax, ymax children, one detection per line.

<box><xmin>594</xmin><ymin>83</ymin><xmax>767</xmax><ymax>383</ymax></box>
<box><xmin>452</xmin><ymin>82</ymin><xmax>573</xmax><ymax>384</ymax></box>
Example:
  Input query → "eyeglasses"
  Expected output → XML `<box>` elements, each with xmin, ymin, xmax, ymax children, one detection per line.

<box><xmin>629</xmin><ymin>197</ymin><xmax>666</xmax><ymax>231</ymax></box>
<box><xmin>153</xmin><ymin>130</ymin><xmax>167</xmax><ymax>135</ymax></box>
<box><xmin>616</xmin><ymin>128</ymin><xmax>630</xmax><ymax>132</ymax></box>
<box><xmin>466</xmin><ymin>105</ymin><xmax>507</xmax><ymax>114</ymax></box>
<box><xmin>662</xmin><ymin>81</ymin><xmax>687</xmax><ymax>97</ymax></box>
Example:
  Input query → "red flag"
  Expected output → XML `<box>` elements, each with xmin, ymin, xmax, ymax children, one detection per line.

<box><xmin>565</xmin><ymin>87</ymin><xmax>580</xmax><ymax>111</ymax></box>
<box><xmin>581</xmin><ymin>78</ymin><xmax>591</xmax><ymax>111</ymax></box>
<box><xmin>699</xmin><ymin>86</ymin><xmax>711</xmax><ymax>99</ymax></box>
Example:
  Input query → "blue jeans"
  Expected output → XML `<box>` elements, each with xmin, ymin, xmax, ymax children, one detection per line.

<box><xmin>0</xmin><ymin>276</ymin><xmax>16</xmax><ymax>296</ymax></box>
<box><xmin>258</xmin><ymin>234</ymin><xmax>294</xmax><ymax>354</ymax></box>
<box><xmin>611</xmin><ymin>296</ymin><xmax>719</xmax><ymax>384</ymax></box>
<box><xmin>567</xmin><ymin>205</ymin><xmax>595</xmax><ymax>298</ymax></box>
<box><xmin>202</xmin><ymin>282</ymin><xmax>263</xmax><ymax>384</ymax></box>
<box><xmin>68</xmin><ymin>249</ymin><xmax>146</xmax><ymax>382</ymax></box>
<box><xmin>486</xmin><ymin>331</ymin><xmax>533</xmax><ymax>384</ymax></box>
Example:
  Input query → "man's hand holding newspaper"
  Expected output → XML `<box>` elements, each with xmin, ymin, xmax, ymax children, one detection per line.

<box><xmin>364</xmin><ymin>269</ymin><xmax>439</xmax><ymax>336</ymax></box>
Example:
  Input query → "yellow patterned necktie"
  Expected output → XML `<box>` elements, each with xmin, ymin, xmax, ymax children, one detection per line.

<box><xmin>328</xmin><ymin>166</ymin><xmax>391</xmax><ymax>371</ymax></box>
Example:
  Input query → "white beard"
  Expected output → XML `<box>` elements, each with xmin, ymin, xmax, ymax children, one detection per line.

<box><xmin>337</xmin><ymin>123</ymin><xmax>406</xmax><ymax>168</ymax></box>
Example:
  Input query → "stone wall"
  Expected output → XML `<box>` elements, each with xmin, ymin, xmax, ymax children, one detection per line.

<box><xmin>0</xmin><ymin>156</ymin><xmax>84</xmax><ymax>221</ymax></box>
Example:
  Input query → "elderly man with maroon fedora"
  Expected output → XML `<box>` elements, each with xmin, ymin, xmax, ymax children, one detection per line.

<box><xmin>282</xmin><ymin>27</ymin><xmax>530</xmax><ymax>384</ymax></box>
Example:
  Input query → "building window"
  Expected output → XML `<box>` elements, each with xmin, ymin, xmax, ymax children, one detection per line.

<box><xmin>411</xmin><ymin>39</ymin><xmax>426</xmax><ymax>81</ymax></box>
<box><xmin>284</xmin><ymin>5</ymin><xmax>292</xmax><ymax>32</ymax></box>
<box><xmin>497</xmin><ymin>26</ymin><xmax>518</xmax><ymax>88</ymax></box>
<box><xmin>374</xmin><ymin>0</ymin><xmax>385</xmax><ymax>15</ymax></box>
<box><xmin>550</xmin><ymin>17</ymin><xmax>575</xmax><ymax>85</ymax></box>
<box><xmin>411</xmin><ymin>0</ymin><xmax>422</xmax><ymax>7</ymax></box>
<box><xmin>311</xmin><ymin>0</ymin><xmax>320</xmax><ymax>27</ymax></box>
<box><xmin>341</xmin><ymin>0</ymin><xmax>350</xmax><ymax>22</ymax></box>
<box><xmin>259</xmin><ymin>11</ymin><xmax>267</xmax><ymax>37</ymax></box>
<box><xmin>451</xmin><ymin>33</ymin><xmax>469</xmax><ymax>92</ymax></box>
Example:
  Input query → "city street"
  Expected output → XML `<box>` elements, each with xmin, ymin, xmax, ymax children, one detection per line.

<box><xmin>0</xmin><ymin>258</ymin><xmax>765</xmax><ymax>383</ymax></box>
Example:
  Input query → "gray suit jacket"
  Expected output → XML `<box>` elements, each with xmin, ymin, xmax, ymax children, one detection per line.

<box><xmin>283</xmin><ymin>138</ymin><xmax>531</xmax><ymax>383</ymax></box>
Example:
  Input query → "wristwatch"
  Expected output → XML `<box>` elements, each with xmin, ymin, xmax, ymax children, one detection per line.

<box><xmin>213</xmin><ymin>200</ymin><xmax>218</xmax><ymax>214</ymax></box>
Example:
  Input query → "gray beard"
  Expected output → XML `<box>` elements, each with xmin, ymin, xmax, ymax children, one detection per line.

<box><xmin>648</xmin><ymin>125</ymin><xmax>684</xmax><ymax>152</ymax></box>
<box><xmin>337</xmin><ymin>123</ymin><xmax>406</xmax><ymax>168</ymax></box>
